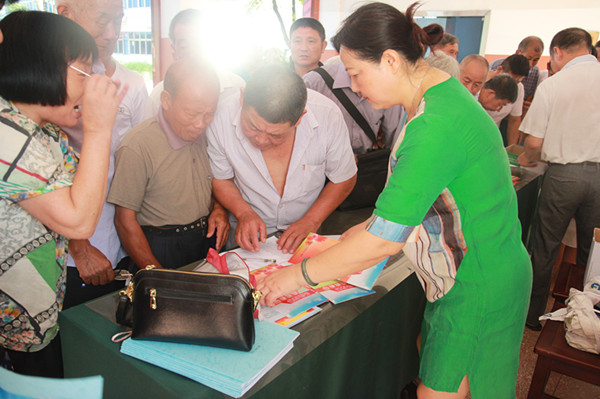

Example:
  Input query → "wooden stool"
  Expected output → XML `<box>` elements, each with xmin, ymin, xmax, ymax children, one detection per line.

<box><xmin>528</xmin><ymin>277</ymin><xmax>600</xmax><ymax>399</ymax></box>
<box><xmin>527</xmin><ymin>317</ymin><xmax>600</xmax><ymax>398</ymax></box>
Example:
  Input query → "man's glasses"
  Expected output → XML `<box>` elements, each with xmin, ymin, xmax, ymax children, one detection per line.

<box><xmin>68</xmin><ymin>64</ymin><xmax>91</xmax><ymax>77</ymax></box>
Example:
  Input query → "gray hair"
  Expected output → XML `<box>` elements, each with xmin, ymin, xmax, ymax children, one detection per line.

<box><xmin>426</xmin><ymin>51</ymin><xmax>460</xmax><ymax>78</ymax></box>
<box><xmin>438</xmin><ymin>33</ymin><xmax>458</xmax><ymax>47</ymax></box>
<box><xmin>518</xmin><ymin>36</ymin><xmax>544</xmax><ymax>53</ymax></box>
<box><xmin>460</xmin><ymin>54</ymin><xmax>489</xmax><ymax>70</ymax></box>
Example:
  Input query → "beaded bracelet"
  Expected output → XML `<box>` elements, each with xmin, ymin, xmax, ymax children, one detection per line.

<box><xmin>301</xmin><ymin>257</ymin><xmax>319</xmax><ymax>287</ymax></box>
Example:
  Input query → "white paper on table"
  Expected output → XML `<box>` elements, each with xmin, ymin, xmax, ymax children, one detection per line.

<box><xmin>229</xmin><ymin>236</ymin><xmax>292</xmax><ymax>271</ymax></box>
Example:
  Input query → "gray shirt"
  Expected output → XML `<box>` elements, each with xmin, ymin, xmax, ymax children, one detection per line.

<box><xmin>304</xmin><ymin>61</ymin><xmax>406</xmax><ymax>154</ymax></box>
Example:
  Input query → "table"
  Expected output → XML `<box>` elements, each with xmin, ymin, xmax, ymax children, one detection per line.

<box><xmin>60</xmin><ymin>254</ymin><xmax>427</xmax><ymax>399</ymax></box>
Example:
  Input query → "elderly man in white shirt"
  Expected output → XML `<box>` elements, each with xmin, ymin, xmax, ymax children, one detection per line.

<box><xmin>57</xmin><ymin>0</ymin><xmax>149</xmax><ymax>308</ymax></box>
<box><xmin>207</xmin><ymin>65</ymin><xmax>357</xmax><ymax>254</ymax></box>
<box><xmin>519</xmin><ymin>28</ymin><xmax>600</xmax><ymax>330</ymax></box>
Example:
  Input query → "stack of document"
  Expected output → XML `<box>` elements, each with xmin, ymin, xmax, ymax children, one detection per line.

<box><xmin>121</xmin><ymin>321</ymin><xmax>299</xmax><ymax>398</ymax></box>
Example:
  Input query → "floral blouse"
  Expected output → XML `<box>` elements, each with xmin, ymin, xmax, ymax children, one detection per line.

<box><xmin>0</xmin><ymin>97</ymin><xmax>78</xmax><ymax>352</ymax></box>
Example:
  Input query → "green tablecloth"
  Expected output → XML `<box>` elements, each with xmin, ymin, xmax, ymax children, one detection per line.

<box><xmin>60</xmin><ymin>255</ymin><xmax>427</xmax><ymax>399</ymax></box>
<box><xmin>59</xmin><ymin>165</ymin><xmax>540</xmax><ymax>399</ymax></box>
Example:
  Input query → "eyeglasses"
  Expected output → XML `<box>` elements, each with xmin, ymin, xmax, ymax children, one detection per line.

<box><xmin>68</xmin><ymin>64</ymin><xmax>92</xmax><ymax>77</ymax></box>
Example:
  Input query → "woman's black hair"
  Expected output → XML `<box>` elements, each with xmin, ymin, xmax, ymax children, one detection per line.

<box><xmin>0</xmin><ymin>11</ymin><xmax>98</xmax><ymax>106</ymax></box>
<box><xmin>332</xmin><ymin>2</ymin><xmax>443</xmax><ymax>64</ymax></box>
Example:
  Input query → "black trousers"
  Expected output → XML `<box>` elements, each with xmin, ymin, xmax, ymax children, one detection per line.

<box><xmin>6</xmin><ymin>333</ymin><xmax>63</xmax><ymax>378</ymax></box>
<box><xmin>125</xmin><ymin>224</ymin><xmax>215</xmax><ymax>271</ymax></box>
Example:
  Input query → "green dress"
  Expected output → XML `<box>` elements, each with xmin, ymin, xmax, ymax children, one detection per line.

<box><xmin>366</xmin><ymin>77</ymin><xmax>531</xmax><ymax>397</ymax></box>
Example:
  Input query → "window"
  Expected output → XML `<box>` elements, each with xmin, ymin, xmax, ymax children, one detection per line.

<box><xmin>115</xmin><ymin>32</ymin><xmax>152</xmax><ymax>55</ymax></box>
<box><xmin>124</xmin><ymin>0</ymin><xmax>150</xmax><ymax>9</ymax></box>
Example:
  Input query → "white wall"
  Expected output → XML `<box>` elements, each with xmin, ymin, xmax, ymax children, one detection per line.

<box><xmin>320</xmin><ymin>0</ymin><xmax>600</xmax><ymax>55</ymax></box>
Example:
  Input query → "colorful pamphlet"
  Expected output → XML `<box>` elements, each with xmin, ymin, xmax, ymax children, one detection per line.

<box><xmin>224</xmin><ymin>233</ymin><xmax>381</xmax><ymax>328</ymax></box>
<box><xmin>251</xmin><ymin>263</ymin><xmax>328</xmax><ymax>318</ymax></box>
<box><xmin>259</xmin><ymin>306</ymin><xmax>322</xmax><ymax>328</ymax></box>
<box><xmin>315</xmin><ymin>281</ymin><xmax>375</xmax><ymax>304</ymax></box>
<box><xmin>288</xmin><ymin>233</ymin><xmax>340</xmax><ymax>263</ymax></box>
<box><xmin>288</xmin><ymin>233</ymin><xmax>385</xmax><ymax>290</ymax></box>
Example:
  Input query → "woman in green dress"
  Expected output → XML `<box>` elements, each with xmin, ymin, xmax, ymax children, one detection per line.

<box><xmin>257</xmin><ymin>3</ymin><xmax>531</xmax><ymax>398</ymax></box>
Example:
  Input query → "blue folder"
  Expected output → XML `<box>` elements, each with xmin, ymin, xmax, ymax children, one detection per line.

<box><xmin>0</xmin><ymin>367</ymin><xmax>103</xmax><ymax>399</ymax></box>
<box><xmin>120</xmin><ymin>320</ymin><xmax>299</xmax><ymax>398</ymax></box>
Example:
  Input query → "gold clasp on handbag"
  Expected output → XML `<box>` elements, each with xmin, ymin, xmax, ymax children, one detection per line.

<box><xmin>150</xmin><ymin>288</ymin><xmax>157</xmax><ymax>310</ymax></box>
<box><xmin>252</xmin><ymin>290</ymin><xmax>262</xmax><ymax>310</ymax></box>
<box><xmin>120</xmin><ymin>281</ymin><xmax>134</xmax><ymax>302</ymax></box>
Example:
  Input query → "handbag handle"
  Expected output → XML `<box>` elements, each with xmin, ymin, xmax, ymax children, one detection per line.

<box><xmin>205</xmin><ymin>248</ymin><xmax>257</xmax><ymax>289</ymax></box>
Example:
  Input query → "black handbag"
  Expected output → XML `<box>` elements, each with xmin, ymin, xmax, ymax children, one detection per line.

<box><xmin>313</xmin><ymin>67</ymin><xmax>391</xmax><ymax>210</ymax></box>
<box><xmin>117</xmin><ymin>265</ymin><xmax>260</xmax><ymax>352</ymax></box>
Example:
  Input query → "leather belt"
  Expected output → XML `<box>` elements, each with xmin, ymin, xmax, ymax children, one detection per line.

<box><xmin>141</xmin><ymin>217</ymin><xmax>208</xmax><ymax>236</ymax></box>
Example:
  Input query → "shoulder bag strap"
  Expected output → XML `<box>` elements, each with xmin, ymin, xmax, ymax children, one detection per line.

<box><xmin>312</xmin><ymin>67</ymin><xmax>378</xmax><ymax>146</ymax></box>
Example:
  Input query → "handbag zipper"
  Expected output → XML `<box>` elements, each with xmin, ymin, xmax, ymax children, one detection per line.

<box><xmin>146</xmin><ymin>286</ymin><xmax>233</xmax><ymax>310</ymax></box>
<box><xmin>141</xmin><ymin>266</ymin><xmax>262</xmax><ymax>310</ymax></box>
<box><xmin>150</xmin><ymin>288</ymin><xmax>157</xmax><ymax>310</ymax></box>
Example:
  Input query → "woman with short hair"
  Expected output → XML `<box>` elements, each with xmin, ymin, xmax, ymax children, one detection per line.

<box><xmin>0</xmin><ymin>11</ymin><xmax>126</xmax><ymax>377</ymax></box>
<box><xmin>257</xmin><ymin>3</ymin><xmax>531</xmax><ymax>398</ymax></box>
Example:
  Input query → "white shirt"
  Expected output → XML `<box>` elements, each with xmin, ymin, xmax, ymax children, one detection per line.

<box><xmin>486</xmin><ymin>82</ymin><xmax>524</xmax><ymax>126</ymax></box>
<box><xmin>144</xmin><ymin>69</ymin><xmax>245</xmax><ymax>119</ymax></box>
<box><xmin>207</xmin><ymin>90</ymin><xmax>357</xmax><ymax>235</ymax></box>
<box><xmin>520</xmin><ymin>54</ymin><xmax>600</xmax><ymax>164</ymax></box>
<box><xmin>62</xmin><ymin>60</ymin><xmax>149</xmax><ymax>268</ymax></box>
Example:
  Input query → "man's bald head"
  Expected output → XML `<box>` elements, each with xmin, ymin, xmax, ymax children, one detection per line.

<box><xmin>161</xmin><ymin>60</ymin><xmax>221</xmax><ymax>142</ymax></box>
<box><xmin>163</xmin><ymin>59</ymin><xmax>220</xmax><ymax>99</ymax></box>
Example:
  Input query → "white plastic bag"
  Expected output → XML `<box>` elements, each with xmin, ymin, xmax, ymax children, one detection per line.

<box><xmin>563</xmin><ymin>277</ymin><xmax>600</xmax><ymax>354</ymax></box>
